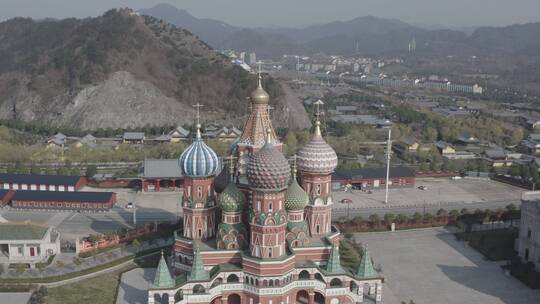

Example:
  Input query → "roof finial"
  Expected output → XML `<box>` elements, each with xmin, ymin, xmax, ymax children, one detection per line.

<box><xmin>257</xmin><ymin>60</ymin><xmax>263</xmax><ymax>88</ymax></box>
<box><xmin>292</xmin><ymin>155</ymin><xmax>297</xmax><ymax>179</ymax></box>
<box><xmin>193</xmin><ymin>103</ymin><xmax>204</xmax><ymax>139</ymax></box>
<box><xmin>265</xmin><ymin>128</ymin><xmax>272</xmax><ymax>144</ymax></box>
<box><xmin>227</xmin><ymin>155</ymin><xmax>236</xmax><ymax>179</ymax></box>
<box><xmin>314</xmin><ymin>99</ymin><xmax>324</xmax><ymax>136</ymax></box>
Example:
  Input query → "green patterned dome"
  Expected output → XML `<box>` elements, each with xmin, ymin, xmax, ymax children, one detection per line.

<box><xmin>285</xmin><ymin>179</ymin><xmax>309</xmax><ymax>211</ymax></box>
<box><xmin>219</xmin><ymin>182</ymin><xmax>246</xmax><ymax>212</ymax></box>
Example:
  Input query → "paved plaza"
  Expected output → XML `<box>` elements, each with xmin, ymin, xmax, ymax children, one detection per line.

<box><xmin>333</xmin><ymin>177</ymin><xmax>523</xmax><ymax>209</ymax></box>
<box><xmin>356</xmin><ymin>227</ymin><xmax>540</xmax><ymax>304</ymax></box>
<box><xmin>117</xmin><ymin>268</ymin><xmax>155</xmax><ymax>304</ymax></box>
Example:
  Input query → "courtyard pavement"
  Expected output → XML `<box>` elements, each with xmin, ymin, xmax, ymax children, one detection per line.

<box><xmin>356</xmin><ymin>227</ymin><xmax>540</xmax><ymax>304</ymax></box>
<box><xmin>0</xmin><ymin>292</ymin><xmax>31</xmax><ymax>304</ymax></box>
<box><xmin>117</xmin><ymin>268</ymin><xmax>155</xmax><ymax>304</ymax></box>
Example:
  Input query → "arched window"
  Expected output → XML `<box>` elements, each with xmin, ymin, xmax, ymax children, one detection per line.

<box><xmin>316</xmin><ymin>184</ymin><xmax>321</xmax><ymax>195</ymax></box>
<box><xmin>269</xmin><ymin>201</ymin><xmax>273</xmax><ymax>212</ymax></box>
<box><xmin>298</xmin><ymin>270</ymin><xmax>310</xmax><ymax>280</ymax></box>
<box><xmin>315</xmin><ymin>273</ymin><xmax>325</xmax><ymax>283</ymax></box>
<box><xmin>197</xmin><ymin>186</ymin><xmax>202</xmax><ymax>198</ymax></box>
<box><xmin>269</xmin><ymin>280</ymin><xmax>274</xmax><ymax>287</ymax></box>
<box><xmin>329</xmin><ymin>278</ymin><xmax>342</xmax><ymax>287</ymax></box>
<box><xmin>227</xmin><ymin>274</ymin><xmax>239</xmax><ymax>283</ymax></box>
<box><xmin>193</xmin><ymin>284</ymin><xmax>205</xmax><ymax>294</ymax></box>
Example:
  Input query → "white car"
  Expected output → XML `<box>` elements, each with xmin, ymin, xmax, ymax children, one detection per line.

<box><xmin>126</xmin><ymin>202</ymin><xmax>134</xmax><ymax>209</ymax></box>
<box><xmin>418</xmin><ymin>186</ymin><xmax>428</xmax><ymax>190</ymax></box>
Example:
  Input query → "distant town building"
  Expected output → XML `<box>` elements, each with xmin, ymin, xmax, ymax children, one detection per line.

<box><xmin>168</xmin><ymin>126</ymin><xmax>190</xmax><ymax>142</ymax></box>
<box><xmin>122</xmin><ymin>132</ymin><xmax>145</xmax><ymax>144</ymax></box>
<box><xmin>0</xmin><ymin>222</ymin><xmax>60</xmax><ymax>266</ymax></box>
<box><xmin>249</xmin><ymin>52</ymin><xmax>257</xmax><ymax>65</ymax></box>
<box><xmin>517</xmin><ymin>192</ymin><xmax>540</xmax><ymax>270</ymax></box>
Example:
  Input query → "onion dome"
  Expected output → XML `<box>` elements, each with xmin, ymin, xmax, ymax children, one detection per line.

<box><xmin>219</xmin><ymin>182</ymin><xmax>246</xmax><ymax>212</ymax></box>
<box><xmin>297</xmin><ymin>120</ymin><xmax>338</xmax><ymax>174</ymax></box>
<box><xmin>179</xmin><ymin>124</ymin><xmax>220</xmax><ymax>177</ymax></box>
<box><xmin>247</xmin><ymin>130</ymin><xmax>291</xmax><ymax>191</ymax></box>
<box><xmin>285</xmin><ymin>179</ymin><xmax>309</xmax><ymax>211</ymax></box>
<box><xmin>251</xmin><ymin>74</ymin><xmax>269</xmax><ymax>104</ymax></box>
<box><xmin>285</xmin><ymin>162</ymin><xmax>309</xmax><ymax>211</ymax></box>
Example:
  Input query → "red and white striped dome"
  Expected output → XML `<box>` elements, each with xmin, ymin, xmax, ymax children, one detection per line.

<box><xmin>297</xmin><ymin>121</ymin><xmax>338</xmax><ymax>174</ymax></box>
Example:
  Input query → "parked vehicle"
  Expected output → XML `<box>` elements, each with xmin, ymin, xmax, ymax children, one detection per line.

<box><xmin>418</xmin><ymin>186</ymin><xmax>428</xmax><ymax>190</ymax></box>
<box><xmin>341</xmin><ymin>198</ymin><xmax>352</xmax><ymax>204</ymax></box>
<box><xmin>126</xmin><ymin>202</ymin><xmax>133</xmax><ymax>209</ymax></box>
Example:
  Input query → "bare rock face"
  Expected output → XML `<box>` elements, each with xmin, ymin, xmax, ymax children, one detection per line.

<box><xmin>61</xmin><ymin>71</ymin><xmax>195</xmax><ymax>129</ymax></box>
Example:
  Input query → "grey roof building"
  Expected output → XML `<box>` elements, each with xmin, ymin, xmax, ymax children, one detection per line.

<box><xmin>0</xmin><ymin>222</ymin><xmax>60</xmax><ymax>266</ymax></box>
<box><xmin>141</xmin><ymin>159</ymin><xmax>183</xmax><ymax>179</ymax></box>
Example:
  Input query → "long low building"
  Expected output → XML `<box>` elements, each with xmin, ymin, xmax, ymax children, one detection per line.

<box><xmin>332</xmin><ymin>166</ymin><xmax>415</xmax><ymax>190</ymax></box>
<box><xmin>9</xmin><ymin>190</ymin><xmax>116</xmax><ymax>211</ymax></box>
<box><xmin>0</xmin><ymin>173</ymin><xmax>86</xmax><ymax>192</ymax></box>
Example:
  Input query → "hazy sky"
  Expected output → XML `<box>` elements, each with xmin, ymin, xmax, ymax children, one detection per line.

<box><xmin>1</xmin><ymin>0</ymin><xmax>539</xmax><ymax>28</ymax></box>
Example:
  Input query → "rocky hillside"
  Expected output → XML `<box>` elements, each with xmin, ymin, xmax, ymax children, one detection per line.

<box><xmin>0</xmin><ymin>8</ymin><xmax>310</xmax><ymax>130</ymax></box>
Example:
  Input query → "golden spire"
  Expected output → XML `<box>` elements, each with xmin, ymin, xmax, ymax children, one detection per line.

<box><xmin>251</xmin><ymin>61</ymin><xmax>269</xmax><ymax>104</ymax></box>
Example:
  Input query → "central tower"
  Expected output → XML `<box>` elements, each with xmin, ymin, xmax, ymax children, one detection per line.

<box><xmin>236</xmin><ymin>64</ymin><xmax>282</xmax><ymax>180</ymax></box>
<box><xmin>246</xmin><ymin>130</ymin><xmax>290</xmax><ymax>258</ymax></box>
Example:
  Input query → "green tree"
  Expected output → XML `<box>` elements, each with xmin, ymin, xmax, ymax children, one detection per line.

<box><xmin>284</xmin><ymin>131</ymin><xmax>298</xmax><ymax>156</ymax></box>
<box><xmin>413</xmin><ymin>212</ymin><xmax>423</xmax><ymax>223</ymax></box>
<box><xmin>384</xmin><ymin>213</ymin><xmax>396</xmax><ymax>224</ymax></box>
<box><xmin>436</xmin><ymin>209</ymin><xmax>448</xmax><ymax>218</ymax></box>
<box><xmin>396</xmin><ymin>214</ymin><xmax>408</xmax><ymax>224</ymax></box>
<box><xmin>369</xmin><ymin>214</ymin><xmax>381</xmax><ymax>226</ymax></box>
<box><xmin>85</xmin><ymin>164</ymin><xmax>98</xmax><ymax>178</ymax></box>
<box><xmin>30</xmin><ymin>166</ymin><xmax>42</xmax><ymax>175</ymax></box>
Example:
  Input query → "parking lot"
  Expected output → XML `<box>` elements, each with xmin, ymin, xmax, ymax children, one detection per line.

<box><xmin>357</xmin><ymin>227</ymin><xmax>540</xmax><ymax>304</ymax></box>
<box><xmin>333</xmin><ymin>177</ymin><xmax>523</xmax><ymax>210</ymax></box>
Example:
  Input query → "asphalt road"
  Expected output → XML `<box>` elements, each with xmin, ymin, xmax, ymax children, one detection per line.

<box><xmin>332</xmin><ymin>199</ymin><xmax>521</xmax><ymax>219</ymax></box>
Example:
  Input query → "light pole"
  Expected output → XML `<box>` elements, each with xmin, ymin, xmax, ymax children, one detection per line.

<box><xmin>132</xmin><ymin>201</ymin><xmax>137</xmax><ymax>227</ymax></box>
<box><xmin>384</xmin><ymin>128</ymin><xmax>392</xmax><ymax>204</ymax></box>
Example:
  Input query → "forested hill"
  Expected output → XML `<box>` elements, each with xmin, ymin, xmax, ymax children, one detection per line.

<box><xmin>0</xmin><ymin>8</ymin><xmax>291</xmax><ymax>130</ymax></box>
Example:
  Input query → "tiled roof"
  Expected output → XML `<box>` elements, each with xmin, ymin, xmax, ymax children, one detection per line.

<box><xmin>142</xmin><ymin>159</ymin><xmax>183</xmax><ymax>178</ymax></box>
<box><xmin>0</xmin><ymin>173</ymin><xmax>82</xmax><ymax>186</ymax></box>
<box><xmin>123</xmin><ymin>132</ymin><xmax>145</xmax><ymax>140</ymax></box>
<box><xmin>333</xmin><ymin>166</ymin><xmax>414</xmax><ymax>181</ymax></box>
<box><xmin>0</xmin><ymin>222</ymin><xmax>49</xmax><ymax>241</ymax></box>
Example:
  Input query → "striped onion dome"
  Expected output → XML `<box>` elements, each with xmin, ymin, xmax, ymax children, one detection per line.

<box><xmin>179</xmin><ymin>125</ymin><xmax>220</xmax><ymax>177</ymax></box>
<box><xmin>285</xmin><ymin>178</ymin><xmax>309</xmax><ymax>211</ymax></box>
<box><xmin>297</xmin><ymin>121</ymin><xmax>338</xmax><ymax>174</ymax></box>
<box><xmin>247</xmin><ymin>130</ymin><xmax>291</xmax><ymax>191</ymax></box>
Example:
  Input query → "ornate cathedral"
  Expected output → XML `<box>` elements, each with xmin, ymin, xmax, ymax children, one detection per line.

<box><xmin>148</xmin><ymin>73</ymin><xmax>383</xmax><ymax>304</ymax></box>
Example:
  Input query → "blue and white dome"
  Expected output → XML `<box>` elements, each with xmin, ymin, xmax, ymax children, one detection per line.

<box><xmin>179</xmin><ymin>125</ymin><xmax>220</xmax><ymax>177</ymax></box>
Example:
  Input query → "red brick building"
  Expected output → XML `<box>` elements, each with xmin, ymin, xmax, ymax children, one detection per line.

<box><xmin>10</xmin><ymin>191</ymin><xmax>116</xmax><ymax>211</ymax></box>
<box><xmin>332</xmin><ymin>166</ymin><xmax>415</xmax><ymax>190</ymax></box>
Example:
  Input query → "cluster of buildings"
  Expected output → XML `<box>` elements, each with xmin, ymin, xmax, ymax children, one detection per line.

<box><xmin>148</xmin><ymin>73</ymin><xmax>383</xmax><ymax>304</ymax></box>
<box><xmin>46</xmin><ymin>125</ymin><xmax>242</xmax><ymax>149</ymax></box>
<box><xmin>0</xmin><ymin>173</ymin><xmax>116</xmax><ymax>211</ymax></box>
<box><xmin>356</xmin><ymin>75</ymin><xmax>483</xmax><ymax>95</ymax></box>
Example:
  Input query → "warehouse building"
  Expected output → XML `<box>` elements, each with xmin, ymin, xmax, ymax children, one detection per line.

<box><xmin>10</xmin><ymin>191</ymin><xmax>116</xmax><ymax>211</ymax></box>
<box><xmin>332</xmin><ymin>166</ymin><xmax>415</xmax><ymax>190</ymax></box>
<box><xmin>0</xmin><ymin>173</ymin><xmax>86</xmax><ymax>192</ymax></box>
